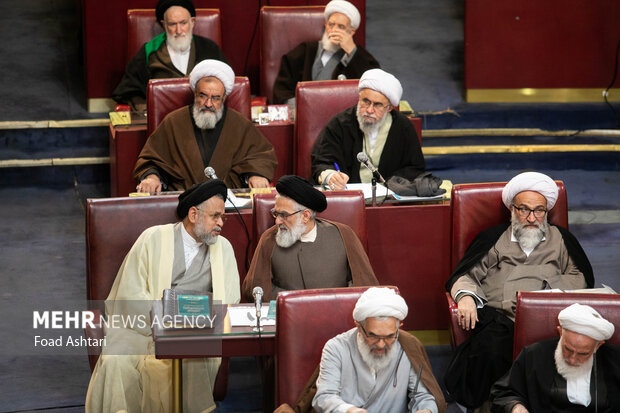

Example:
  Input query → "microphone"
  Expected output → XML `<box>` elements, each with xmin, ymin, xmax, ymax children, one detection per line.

<box><xmin>252</xmin><ymin>286</ymin><xmax>263</xmax><ymax>321</ymax></box>
<box><xmin>204</xmin><ymin>166</ymin><xmax>218</xmax><ymax>180</ymax></box>
<box><xmin>337</xmin><ymin>74</ymin><xmax>347</xmax><ymax>80</ymax></box>
<box><xmin>357</xmin><ymin>152</ymin><xmax>385</xmax><ymax>184</ymax></box>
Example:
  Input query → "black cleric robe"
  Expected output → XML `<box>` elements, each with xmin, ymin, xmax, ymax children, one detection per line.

<box><xmin>272</xmin><ymin>41</ymin><xmax>380</xmax><ymax>104</ymax></box>
<box><xmin>490</xmin><ymin>338</ymin><xmax>620</xmax><ymax>413</ymax></box>
<box><xmin>310</xmin><ymin>105</ymin><xmax>425</xmax><ymax>184</ymax></box>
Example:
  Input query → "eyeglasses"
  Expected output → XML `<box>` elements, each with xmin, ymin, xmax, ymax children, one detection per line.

<box><xmin>358</xmin><ymin>323</ymin><xmax>399</xmax><ymax>344</ymax></box>
<box><xmin>358</xmin><ymin>98</ymin><xmax>389</xmax><ymax>111</ymax></box>
<box><xmin>197</xmin><ymin>208</ymin><xmax>227</xmax><ymax>223</ymax></box>
<box><xmin>196</xmin><ymin>93</ymin><xmax>223</xmax><ymax>104</ymax></box>
<box><xmin>512</xmin><ymin>205</ymin><xmax>547</xmax><ymax>218</ymax></box>
<box><xmin>270</xmin><ymin>208</ymin><xmax>303</xmax><ymax>220</ymax></box>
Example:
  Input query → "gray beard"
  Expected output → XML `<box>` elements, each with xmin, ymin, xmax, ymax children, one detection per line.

<box><xmin>192</xmin><ymin>104</ymin><xmax>224</xmax><ymax>130</ymax></box>
<box><xmin>321</xmin><ymin>31</ymin><xmax>340</xmax><ymax>53</ymax></box>
<box><xmin>194</xmin><ymin>214</ymin><xmax>220</xmax><ymax>245</ymax></box>
<box><xmin>166</xmin><ymin>33</ymin><xmax>192</xmax><ymax>53</ymax></box>
<box><xmin>275</xmin><ymin>215</ymin><xmax>306</xmax><ymax>248</ymax></box>
<box><xmin>554</xmin><ymin>339</ymin><xmax>593</xmax><ymax>380</ymax></box>
<box><xmin>356</xmin><ymin>331</ymin><xmax>394</xmax><ymax>372</ymax></box>
<box><xmin>511</xmin><ymin>211</ymin><xmax>548</xmax><ymax>251</ymax></box>
<box><xmin>356</xmin><ymin>107</ymin><xmax>389</xmax><ymax>136</ymax></box>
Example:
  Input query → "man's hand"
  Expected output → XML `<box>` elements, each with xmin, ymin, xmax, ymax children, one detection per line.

<box><xmin>273</xmin><ymin>403</ymin><xmax>295</xmax><ymax>413</ymax></box>
<box><xmin>415</xmin><ymin>410</ymin><xmax>433</xmax><ymax>413</ymax></box>
<box><xmin>328</xmin><ymin>28</ymin><xmax>356</xmax><ymax>54</ymax></box>
<box><xmin>327</xmin><ymin>172</ymin><xmax>349</xmax><ymax>190</ymax></box>
<box><xmin>456</xmin><ymin>295</ymin><xmax>479</xmax><ymax>330</ymax></box>
<box><xmin>137</xmin><ymin>174</ymin><xmax>162</xmax><ymax>194</ymax></box>
<box><xmin>511</xmin><ymin>404</ymin><xmax>529</xmax><ymax>413</ymax></box>
<box><xmin>346</xmin><ymin>408</ymin><xmax>368</xmax><ymax>413</ymax></box>
<box><xmin>248</xmin><ymin>176</ymin><xmax>270</xmax><ymax>189</ymax></box>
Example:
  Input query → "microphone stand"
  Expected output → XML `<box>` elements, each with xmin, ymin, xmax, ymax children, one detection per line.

<box><xmin>371</xmin><ymin>177</ymin><xmax>377</xmax><ymax>207</ymax></box>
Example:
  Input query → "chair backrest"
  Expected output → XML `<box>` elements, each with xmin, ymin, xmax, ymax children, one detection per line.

<box><xmin>252</xmin><ymin>190</ymin><xmax>368</xmax><ymax>253</ymax></box>
<box><xmin>85</xmin><ymin>196</ymin><xmax>179</xmax><ymax>309</ymax></box>
<box><xmin>146</xmin><ymin>76</ymin><xmax>251</xmax><ymax>135</ymax></box>
<box><xmin>294</xmin><ymin>79</ymin><xmax>360</xmax><ymax>179</ymax></box>
<box><xmin>276</xmin><ymin>286</ymin><xmax>398</xmax><ymax>406</ymax></box>
<box><xmin>259</xmin><ymin>6</ymin><xmax>326</xmax><ymax>103</ymax></box>
<box><xmin>450</xmin><ymin>181</ymin><xmax>568</xmax><ymax>271</ymax></box>
<box><xmin>513</xmin><ymin>291</ymin><xmax>620</xmax><ymax>359</ymax></box>
<box><xmin>126</xmin><ymin>8</ymin><xmax>222</xmax><ymax>64</ymax></box>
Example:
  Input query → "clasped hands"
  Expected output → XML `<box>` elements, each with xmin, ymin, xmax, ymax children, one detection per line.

<box><xmin>137</xmin><ymin>174</ymin><xmax>270</xmax><ymax>194</ymax></box>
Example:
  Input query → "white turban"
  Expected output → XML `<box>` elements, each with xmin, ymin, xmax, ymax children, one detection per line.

<box><xmin>358</xmin><ymin>69</ymin><xmax>403</xmax><ymax>107</ymax></box>
<box><xmin>558</xmin><ymin>303</ymin><xmax>615</xmax><ymax>341</ymax></box>
<box><xmin>501</xmin><ymin>171</ymin><xmax>559</xmax><ymax>210</ymax></box>
<box><xmin>324</xmin><ymin>0</ymin><xmax>361</xmax><ymax>30</ymax></box>
<box><xmin>189</xmin><ymin>59</ymin><xmax>235</xmax><ymax>95</ymax></box>
<box><xmin>352</xmin><ymin>287</ymin><xmax>408</xmax><ymax>322</ymax></box>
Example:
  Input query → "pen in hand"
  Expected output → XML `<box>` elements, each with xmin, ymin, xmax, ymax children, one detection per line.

<box><xmin>333</xmin><ymin>163</ymin><xmax>348</xmax><ymax>190</ymax></box>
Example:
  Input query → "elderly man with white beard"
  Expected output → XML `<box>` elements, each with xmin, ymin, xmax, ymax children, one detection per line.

<box><xmin>274</xmin><ymin>287</ymin><xmax>447</xmax><ymax>413</ymax></box>
<box><xmin>311</xmin><ymin>68</ymin><xmax>425</xmax><ymax>190</ymax></box>
<box><xmin>242</xmin><ymin>175</ymin><xmax>378</xmax><ymax>301</ymax></box>
<box><xmin>490</xmin><ymin>303</ymin><xmax>620</xmax><ymax>412</ymax></box>
<box><xmin>444</xmin><ymin>171</ymin><xmax>594</xmax><ymax>412</ymax></box>
<box><xmin>113</xmin><ymin>0</ymin><xmax>228</xmax><ymax>111</ymax></box>
<box><xmin>134</xmin><ymin>59</ymin><xmax>277</xmax><ymax>193</ymax></box>
<box><xmin>272</xmin><ymin>0</ymin><xmax>380</xmax><ymax>105</ymax></box>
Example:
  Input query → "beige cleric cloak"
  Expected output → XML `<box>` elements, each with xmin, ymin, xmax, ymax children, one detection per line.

<box><xmin>275</xmin><ymin>330</ymin><xmax>448</xmax><ymax>413</ymax></box>
<box><xmin>242</xmin><ymin>219</ymin><xmax>379</xmax><ymax>302</ymax></box>
<box><xmin>134</xmin><ymin>106</ymin><xmax>277</xmax><ymax>190</ymax></box>
<box><xmin>85</xmin><ymin>224</ymin><xmax>240</xmax><ymax>413</ymax></box>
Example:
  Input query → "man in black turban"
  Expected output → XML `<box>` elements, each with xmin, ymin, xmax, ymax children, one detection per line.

<box><xmin>86</xmin><ymin>179</ymin><xmax>240</xmax><ymax>413</ymax></box>
<box><xmin>242</xmin><ymin>175</ymin><xmax>378</xmax><ymax>301</ymax></box>
<box><xmin>112</xmin><ymin>0</ymin><xmax>228</xmax><ymax>111</ymax></box>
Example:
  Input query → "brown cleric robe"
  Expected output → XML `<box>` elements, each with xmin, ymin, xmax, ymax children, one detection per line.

<box><xmin>134</xmin><ymin>106</ymin><xmax>277</xmax><ymax>190</ymax></box>
<box><xmin>242</xmin><ymin>219</ymin><xmax>379</xmax><ymax>302</ymax></box>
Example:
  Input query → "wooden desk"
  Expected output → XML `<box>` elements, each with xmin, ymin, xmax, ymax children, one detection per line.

<box><xmin>152</xmin><ymin>304</ymin><xmax>275</xmax><ymax>413</ymax></box>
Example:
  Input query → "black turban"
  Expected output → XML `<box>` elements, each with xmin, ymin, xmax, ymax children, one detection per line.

<box><xmin>276</xmin><ymin>175</ymin><xmax>327</xmax><ymax>212</ymax></box>
<box><xmin>176</xmin><ymin>179</ymin><xmax>227</xmax><ymax>219</ymax></box>
<box><xmin>156</xmin><ymin>0</ymin><xmax>196</xmax><ymax>22</ymax></box>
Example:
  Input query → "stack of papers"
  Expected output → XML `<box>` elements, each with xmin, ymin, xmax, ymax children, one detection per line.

<box><xmin>227</xmin><ymin>305</ymin><xmax>276</xmax><ymax>327</ymax></box>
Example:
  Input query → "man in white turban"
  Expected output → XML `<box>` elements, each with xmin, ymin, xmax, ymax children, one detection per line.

<box><xmin>113</xmin><ymin>0</ymin><xmax>228</xmax><ymax>111</ymax></box>
<box><xmin>135</xmin><ymin>59</ymin><xmax>277</xmax><ymax>193</ymax></box>
<box><xmin>274</xmin><ymin>287</ymin><xmax>447</xmax><ymax>413</ymax></box>
<box><xmin>491</xmin><ymin>303</ymin><xmax>620</xmax><ymax>412</ymax></box>
<box><xmin>272</xmin><ymin>0</ymin><xmax>380</xmax><ymax>105</ymax></box>
<box><xmin>444</xmin><ymin>171</ymin><xmax>594</xmax><ymax>411</ymax></box>
<box><xmin>311</xmin><ymin>68</ymin><xmax>425</xmax><ymax>190</ymax></box>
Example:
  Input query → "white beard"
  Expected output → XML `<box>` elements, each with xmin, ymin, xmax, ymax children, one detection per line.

<box><xmin>511</xmin><ymin>211</ymin><xmax>548</xmax><ymax>251</ymax></box>
<box><xmin>356</xmin><ymin>331</ymin><xmax>394</xmax><ymax>372</ymax></box>
<box><xmin>166</xmin><ymin>32</ymin><xmax>192</xmax><ymax>53</ymax></box>
<box><xmin>321</xmin><ymin>31</ymin><xmax>341</xmax><ymax>53</ymax></box>
<box><xmin>554</xmin><ymin>339</ymin><xmax>594</xmax><ymax>380</ymax></box>
<box><xmin>356</xmin><ymin>105</ymin><xmax>389</xmax><ymax>136</ymax></box>
<box><xmin>275</xmin><ymin>214</ymin><xmax>307</xmax><ymax>248</ymax></box>
<box><xmin>192</xmin><ymin>104</ymin><xmax>224</xmax><ymax>130</ymax></box>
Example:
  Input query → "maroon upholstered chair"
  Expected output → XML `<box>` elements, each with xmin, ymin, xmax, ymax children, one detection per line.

<box><xmin>252</xmin><ymin>190</ymin><xmax>368</xmax><ymax>254</ymax></box>
<box><xmin>447</xmin><ymin>181</ymin><xmax>568</xmax><ymax>347</ymax></box>
<box><xmin>451</xmin><ymin>181</ymin><xmax>568</xmax><ymax>272</ymax></box>
<box><xmin>294</xmin><ymin>80</ymin><xmax>423</xmax><ymax>180</ymax></box>
<box><xmin>146</xmin><ymin>76</ymin><xmax>251</xmax><ymax>135</ymax></box>
<box><xmin>126</xmin><ymin>8</ymin><xmax>222</xmax><ymax>64</ymax></box>
<box><xmin>275</xmin><ymin>286</ymin><xmax>399</xmax><ymax>406</ymax></box>
<box><xmin>259</xmin><ymin>6</ymin><xmax>326</xmax><ymax>103</ymax></box>
<box><xmin>84</xmin><ymin>196</ymin><xmax>230</xmax><ymax>400</ymax></box>
<box><xmin>513</xmin><ymin>291</ymin><xmax>620</xmax><ymax>360</ymax></box>
<box><xmin>294</xmin><ymin>80</ymin><xmax>360</xmax><ymax>179</ymax></box>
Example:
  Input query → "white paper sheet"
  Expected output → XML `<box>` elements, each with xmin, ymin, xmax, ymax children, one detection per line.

<box><xmin>227</xmin><ymin>305</ymin><xmax>276</xmax><ymax>326</ymax></box>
